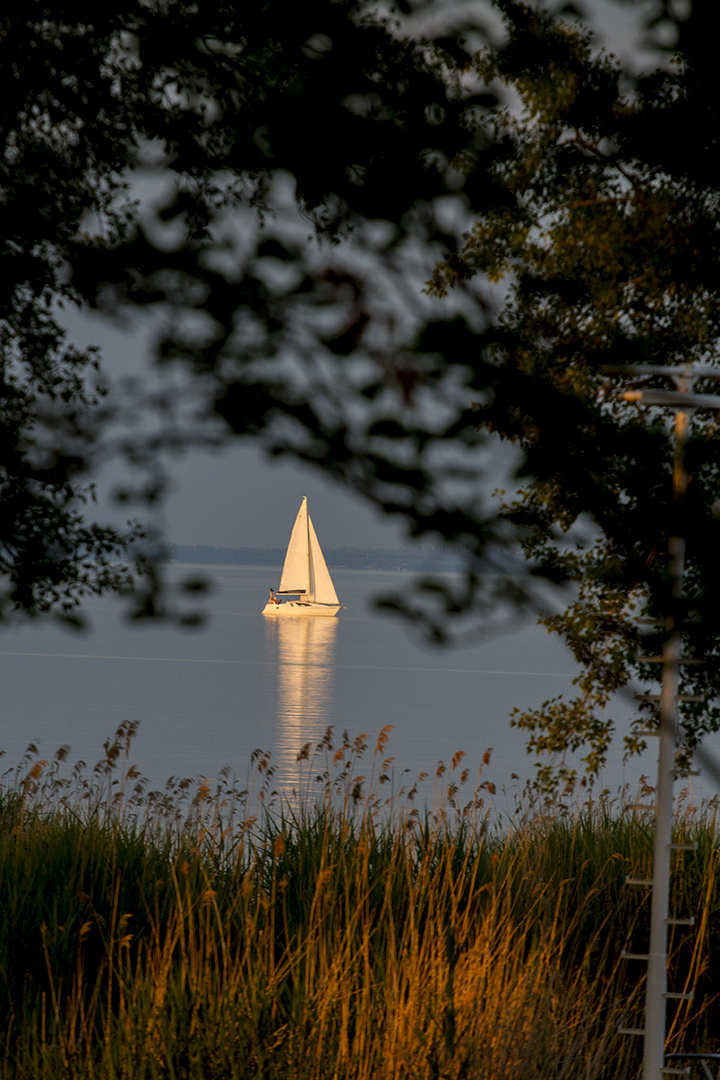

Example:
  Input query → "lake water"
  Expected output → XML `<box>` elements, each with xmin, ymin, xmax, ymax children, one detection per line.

<box><xmin>1</xmin><ymin>565</ymin><xmax>717</xmax><ymax>809</ymax></box>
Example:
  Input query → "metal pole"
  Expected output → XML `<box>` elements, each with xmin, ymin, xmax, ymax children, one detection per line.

<box><xmin>609</xmin><ymin>361</ymin><xmax>720</xmax><ymax>1076</ymax></box>
<box><xmin>643</xmin><ymin>393</ymin><xmax>689</xmax><ymax>1080</ymax></box>
<box><xmin>643</xmin><ymin>540</ymin><xmax>684</xmax><ymax>1080</ymax></box>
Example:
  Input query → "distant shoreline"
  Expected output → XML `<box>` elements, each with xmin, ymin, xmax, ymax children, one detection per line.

<box><xmin>167</xmin><ymin>544</ymin><xmax>521</xmax><ymax>574</ymax></box>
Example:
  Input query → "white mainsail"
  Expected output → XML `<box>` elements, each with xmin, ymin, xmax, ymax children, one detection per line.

<box><xmin>270</xmin><ymin>497</ymin><xmax>340</xmax><ymax>612</ymax></box>
<box><xmin>278</xmin><ymin>498</ymin><xmax>311</xmax><ymax>596</ymax></box>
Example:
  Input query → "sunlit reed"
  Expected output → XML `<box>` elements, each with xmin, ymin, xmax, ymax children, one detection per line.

<box><xmin>1</xmin><ymin>722</ymin><xmax>717</xmax><ymax>1078</ymax></box>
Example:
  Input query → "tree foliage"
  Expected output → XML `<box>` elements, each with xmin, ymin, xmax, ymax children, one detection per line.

<box><xmin>2</xmin><ymin>0</ymin><xmax>517</xmax><ymax>626</ymax></box>
<box><xmin>0</xmin><ymin>7</ymin><xmax>146</xmax><ymax>619</ymax></box>
<box><xmin>428</xmin><ymin>0</ymin><xmax>720</xmax><ymax>786</ymax></box>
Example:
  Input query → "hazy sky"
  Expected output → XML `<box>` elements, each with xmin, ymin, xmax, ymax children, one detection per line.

<box><xmin>67</xmin><ymin>0</ymin><xmax>666</xmax><ymax>553</ymax></box>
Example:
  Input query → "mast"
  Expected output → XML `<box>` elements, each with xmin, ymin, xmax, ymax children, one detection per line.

<box><xmin>306</xmin><ymin>498</ymin><xmax>315</xmax><ymax>602</ymax></box>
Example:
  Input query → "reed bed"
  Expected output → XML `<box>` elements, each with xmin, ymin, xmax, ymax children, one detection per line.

<box><xmin>1</xmin><ymin>722</ymin><xmax>719</xmax><ymax>1079</ymax></box>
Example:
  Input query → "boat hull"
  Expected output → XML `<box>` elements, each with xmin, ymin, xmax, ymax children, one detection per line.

<box><xmin>262</xmin><ymin>601</ymin><xmax>341</xmax><ymax>617</ymax></box>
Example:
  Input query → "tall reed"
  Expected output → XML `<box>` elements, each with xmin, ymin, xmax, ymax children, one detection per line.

<box><xmin>1</xmin><ymin>723</ymin><xmax>718</xmax><ymax>1079</ymax></box>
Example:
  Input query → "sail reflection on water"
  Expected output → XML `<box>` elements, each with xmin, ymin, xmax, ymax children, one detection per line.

<box><xmin>265</xmin><ymin>615</ymin><xmax>339</xmax><ymax>793</ymax></box>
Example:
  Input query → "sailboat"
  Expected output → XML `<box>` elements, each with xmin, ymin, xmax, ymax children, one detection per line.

<box><xmin>262</xmin><ymin>497</ymin><xmax>342</xmax><ymax>617</ymax></box>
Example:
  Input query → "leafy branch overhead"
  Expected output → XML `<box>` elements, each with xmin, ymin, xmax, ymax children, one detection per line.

<box><xmin>2</xmin><ymin>0</ymin><xmax>512</xmax><ymax>625</ymax></box>
<box><xmin>429</xmin><ymin>0</ymin><xmax>720</xmax><ymax>785</ymax></box>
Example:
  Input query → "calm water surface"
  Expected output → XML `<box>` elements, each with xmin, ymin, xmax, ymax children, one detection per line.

<box><xmin>1</xmin><ymin>565</ymin><xmax>715</xmax><ymax>806</ymax></box>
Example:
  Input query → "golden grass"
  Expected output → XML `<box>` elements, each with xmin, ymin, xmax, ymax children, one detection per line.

<box><xmin>1</xmin><ymin>723</ymin><xmax>718</xmax><ymax>1079</ymax></box>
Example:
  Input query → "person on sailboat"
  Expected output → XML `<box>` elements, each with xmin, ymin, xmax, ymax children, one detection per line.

<box><xmin>268</xmin><ymin>587</ymin><xmax>279</xmax><ymax>605</ymax></box>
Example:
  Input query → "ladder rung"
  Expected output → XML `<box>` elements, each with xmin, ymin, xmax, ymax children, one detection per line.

<box><xmin>665</xmin><ymin>991</ymin><xmax>694</xmax><ymax>1001</ymax></box>
<box><xmin>667</xmin><ymin>1054</ymin><xmax>720</xmax><ymax>1061</ymax></box>
<box><xmin>635</xmin><ymin>729</ymin><xmax>661</xmax><ymax>737</ymax></box>
<box><xmin>670</xmin><ymin>843</ymin><xmax>698</xmax><ymax>851</ymax></box>
<box><xmin>629</xmin><ymin>804</ymin><xmax>657</xmax><ymax>812</ymax></box>
<box><xmin>626</xmin><ymin>877</ymin><xmax>653</xmax><ymax>887</ymax></box>
<box><xmin>666</xmin><ymin>917</ymin><xmax>695</xmax><ymax>926</ymax></box>
<box><xmin>660</xmin><ymin>1069</ymin><xmax>690</xmax><ymax>1077</ymax></box>
<box><xmin>621</xmin><ymin>951</ymin><xmax>649</xmax><ymax>961</ymax></box>
<box><xmin>618</xmin><ymin>1026</ymin><xmax>645</xmax><ymax>1037</ymax></box>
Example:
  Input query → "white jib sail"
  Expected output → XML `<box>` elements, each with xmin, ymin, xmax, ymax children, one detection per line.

<box><xmin>307</xmin><ymin>517</ymin><xmax>339</xmax><ymax>605</ymax></box>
